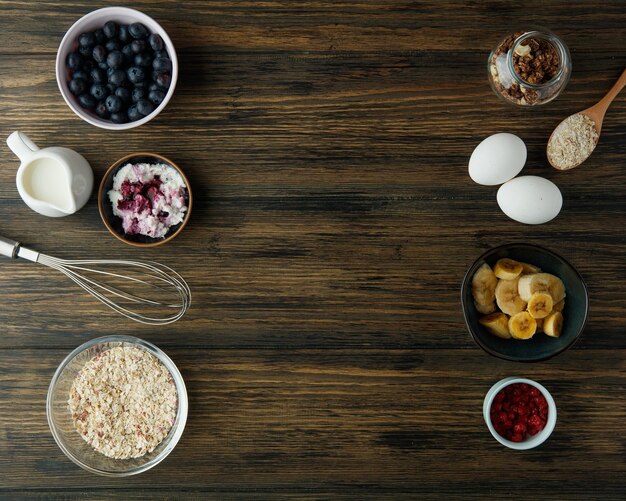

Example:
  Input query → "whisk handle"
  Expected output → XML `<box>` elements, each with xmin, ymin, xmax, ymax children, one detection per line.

<box><xmin>0</xmin><ymin>236</ymin><xmax>39</xmax><ymax>262</ymax></box>
<box><xmin>0</xmin><ymin>236</ymin><xmax>20</xmax><ymax>259</ymax></box>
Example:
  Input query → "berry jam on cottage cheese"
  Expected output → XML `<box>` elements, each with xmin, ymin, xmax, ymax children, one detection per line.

<box><xmin>108</xmin><ymin>162</ymin><xmax>188</xmax><ymax>238</ymax></box>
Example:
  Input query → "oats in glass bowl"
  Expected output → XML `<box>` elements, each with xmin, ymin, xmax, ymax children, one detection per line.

<box><xmin>68</xmin><ymin>346</ymin><xmax>178</xmax><ymax>459</ymax></box>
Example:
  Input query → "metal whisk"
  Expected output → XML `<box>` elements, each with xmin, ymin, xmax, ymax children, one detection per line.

<box><xmin>0</xmin><ymin>236</ymin><xmax>191</xmax><ymax>325</ymax></box>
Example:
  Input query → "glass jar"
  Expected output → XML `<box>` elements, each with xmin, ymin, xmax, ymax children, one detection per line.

<box><xmin>488</xmin><ymin>28</ymin><xmax>571</xmax><ymax>106</ymax></box>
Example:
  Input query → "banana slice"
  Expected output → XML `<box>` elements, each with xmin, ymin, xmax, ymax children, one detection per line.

<box><xmin>479</xmin><ymin>312</ymin><xmax>511</xmax><ymax>339</ymax></box>
<box><xmin>508</xmin><ymin>311</ymin><xmax>537</xmax><ymax>340</ymax></box>
<box><xmin>520</xmin><ymin>262</ymin><xmax>542</xmax><ymax>275</ymax></box>
<box><xmin>518</xmin><ymin>273</ymin><xmax>566</xmax><ymax>303</ymax></box>
<box><xmin>495</xmin><ymin>277</ymin><xmax>527</xmax><ymax>316</ymax></box>
<box><xmin>494</xmin><ymin>258</ymin><xmax>523</xmax><ymax>280</ymax></box>
<box><xmin>543</xmin><ymin>311</ymin><xmax>564</xmax><ymax>338</ymax></box>
<box><xmin>527</xmin><ymin>291</ymin><xmax>554</xmax><ymax>319</ymax></box>
<box><xmin>475</xmin><ymin>301</ymin><xmax>496</xmax><ymax>315</ymax></box>
<box><xmin>553</xmin><ymin>299</ymin><xmax>565</xmax><ymax>312</ymax></box>
<box><xmin>472</xmin><ymin>263</ymin><xmax>497</xmax><ymax>306</ymax></box>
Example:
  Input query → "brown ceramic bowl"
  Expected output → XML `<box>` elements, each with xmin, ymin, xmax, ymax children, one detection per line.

<box><xmin>98</xmin><ymin>152</ymin><xmax>192</xmax><ymax>247</ymax></box>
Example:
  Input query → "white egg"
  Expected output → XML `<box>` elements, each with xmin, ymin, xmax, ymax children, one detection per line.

<box><xmin>497</xmin><ymin>176</ymin><xmax>563</xmax><ymax>224</ymax></box>
<box><xmin>469</xmin><ymin>133</ymin><xmax>527</xmax><ymax>185</ymax></box>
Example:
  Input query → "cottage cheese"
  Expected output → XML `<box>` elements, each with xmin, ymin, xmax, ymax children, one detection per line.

<box><xmin>108</xmin><ymin>162</ymin><xmax>188</xmax><ymax>239</ymax></box>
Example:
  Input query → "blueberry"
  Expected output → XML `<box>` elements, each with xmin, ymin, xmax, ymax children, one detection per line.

<box><xmin>93</xmin><ymin>28</ymin><xmax>106</xmax><ymax>44</ymax></box>
<box><xmin>121</xmin><ymin>44</ymin><xmax>134</xmax><ymax>62</ymax></box>
<box><xmin>148</xmin><ymin>89</ymin><xmax>165</xmax><ymax>106</ymax></box>
<box><xmin>72</xmin><ymin>69</ymin><xmax>89</xmax><ymax>81</ymax></box>
<box><xmin>105</xmin><ymin>40</ymin><xmax>119</xmax><ymax>52</ymax></box>
<box><xmin>67</xmin><ymin>52</ymin><xmax>82</xmax><ymax>70</ymax></box>
<box><xmin>129</xmin><ymin>22</ymin><xmax>148</xmax><ymax>39</ymax></box>
<box><xmin>90</xmin><ymin>83</ymin><xmax>108</xmax><ymax>101</ymax></box>
<box><xmin>155</xmin><ymin>50</ymin><xmax>169</xmax><ymax>61</ymax></box>
<box><xmin>134</xmin><ymin>52</ymin><xmax>153</xmax><ymax>68</ymax></box>
<box><xmin>108</xmin><ymin>69</ymin><xmax>126</xmax><ymax>87</ymax></box>
<box><xmin>95</xmin><ymin>100</ymin><xmax>110</xmax><ymax>119</ymax></box>
<box><xmin>98</xmin><ymin>61</ymin><xmax>109</xmax><ymax>71</ymax></box>
<box><xmin>103</xmin><ymin>21</ymin><xmax>118</xmax><ymax>39</ymax></box>
<box><xmin>69</xmin><ymin>78</ymin><xmax>87</xmax><ymax>95</ymax></box>
<box><xmin>115</xmin><ymin>87</ymin><xmax>131</xmax><ymax>104</ymax></box>
<box><xmin>153</xmin><ymin>57</ymin><xmax>172</xmax><ymax>72</ymax></box>
<box><xmin>79</xmin><ymin>32</ymin><xmax>95</xmax><ymax>47</ymax></box>
<box><xmin>110</xmin><ymin>111</ymin><xmax>128</xmax><ymax>124</ymax></box>
<box><xmin>106</xmin><ymin>83</ymin><xmax>117</xmax><ymax>95</ymax></box>
<box><xmin>79</xmin><ymin>45</ymin><xmax>92</xmax><ymax>58</ymax></box>
<box><xmin>131</xmin><ymin>86</ymin><xmax>146</xmax><ymax>103</ymax></box>
<box><xmin>148</xmin><ymin>82</ymin><xmax>159</xmax><ymax>92</ymax></box>
<box><xmin>127</xmin><ymin>104</ymin><xmax>142</xmax><ymax>122</ymax></box>
<box><xmin>78</xmin><ymin>93</ymin><xmax>96</xmax><ymax>109</ymax></box>
<box><xmin>136</xmin><ymin>98</ymin><xmax>154</xmax><ymax>116</ymax></box>
<box><xmin>92</xmin><ymin>45</ymin><xmax>106</xmax><ymax>63</ymax></box>
<box><xmin>118</xmin><ymin>24</ymin><xmax>130</xmax><ymax>43</ymax></box>
<box><xmin>154</xmin><ymin>71</ymin><xmax>171</xmax><ymax>89</ymax></box>
<box><xmin>131</xmin><ymin>39</ymin><xmax>147</xmax><ymax>54</ymax></box>
<box><xmin>105</xmin><ymin>95</ymin><xmax>123</xmax><ymax>113</ymax></box>
<box><xmin>148</xmin><ymin>33</ymin><xmax>164</xmax><ymax>51</ymax></box>
<box><xmin>107</xmin><ymin>50</ymin><xmax>124</xmax><ymax>69</ymax></box>
<box><xmin>127</xmin><ymin>66</ymin><xmax>145</xmax><ymax>84</ymax></box>
<box><xmin>88</xmin><ymin>68</ymin><xmax>103</xmax><ymax>83</ymax></box>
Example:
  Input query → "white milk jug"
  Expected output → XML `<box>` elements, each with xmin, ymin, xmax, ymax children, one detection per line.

<box><xmin>7</xmin><ymin>131</ymin><xmax>93</xmax><ymax>217</ymax></box>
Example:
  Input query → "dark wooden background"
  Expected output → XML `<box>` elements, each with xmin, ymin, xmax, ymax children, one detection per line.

<box><xmin>1</xmin><ymin>1</ymin><xmax>625</xmax><ymax>499</ymax></box>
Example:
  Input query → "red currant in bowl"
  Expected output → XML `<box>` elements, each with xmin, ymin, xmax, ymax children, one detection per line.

<box><xmin>483</xmin><ymin>377</ymin><xmax>557</xmax><ymax>449</ymax></box>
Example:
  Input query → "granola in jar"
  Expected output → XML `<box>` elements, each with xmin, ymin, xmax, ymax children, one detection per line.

<box><xmin>488</xmin><ymin>29</ymin><xmax>571</xmax><ymax>106</ymax></box>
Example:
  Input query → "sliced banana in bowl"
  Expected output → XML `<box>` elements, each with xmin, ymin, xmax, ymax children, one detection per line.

<box><xmin>461</xmin><ymin>243</ymin><xmax>589</xmax><ymax>362</ymax></box>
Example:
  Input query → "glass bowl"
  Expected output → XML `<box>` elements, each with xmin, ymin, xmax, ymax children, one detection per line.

<box><xmin>47</xmin><ymin>335</ymin><xmax>188</xmax><ymax>476</ymax></box>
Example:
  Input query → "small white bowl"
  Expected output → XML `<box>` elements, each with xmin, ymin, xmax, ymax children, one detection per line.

<box><xmin>483</xmin><ymin>377</ymin><xmax>557</xmax><ymax>450</ymax></box>
<box><xmin>56</xmin><ymin>7</ymin><xmax>178</xmax><ymax>130</ymax></box>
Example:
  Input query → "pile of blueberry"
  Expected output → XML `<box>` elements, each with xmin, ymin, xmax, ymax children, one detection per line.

<box><xmin>66</xmin><ymin>21</ymin><xmax>172</xmax><ymax>124</ymax></box>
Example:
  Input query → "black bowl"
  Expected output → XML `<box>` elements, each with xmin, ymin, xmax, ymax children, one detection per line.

<box><xmin>461</xmin><ymin>243</ymin><xmax>588</xmax><ymax>362</ymax></box>
<box><xmin>98</xmin><ymin>152</ymin><xmax>192</xmax><ymax>247</ymax></box>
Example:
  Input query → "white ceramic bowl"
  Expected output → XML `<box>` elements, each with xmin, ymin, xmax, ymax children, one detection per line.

<box><xmin>483</xmin><ymin>377</ymin><xmax>557</xmax><ymax>450</ymax></box>
<box><xmin>56</xmin><ymin>7</ymin><xmax>178</xmax><ymax>130</ymax></box>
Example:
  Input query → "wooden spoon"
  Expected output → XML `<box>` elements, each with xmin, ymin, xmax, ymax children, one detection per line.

<box><xmin>547</xmin><ymin>68</ymin><xmax>626</xmax><ymax>170</ymax></box>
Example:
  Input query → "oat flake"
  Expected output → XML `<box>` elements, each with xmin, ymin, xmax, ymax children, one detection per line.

<box><xmin>68</xmin><ymin>346</ymin><xmax>177</xmax><ymax>459</ymax></box>
<box><xmin>548</xmin><ymin>113</ymin><xmax>598</xmax><ymax>170</ymax></box>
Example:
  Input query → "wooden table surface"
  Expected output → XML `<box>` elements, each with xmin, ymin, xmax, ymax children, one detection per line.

<box><xmin>1</xmin><ymin>1</ymin><xmax>625</xmax><ymax>499</ymax></box>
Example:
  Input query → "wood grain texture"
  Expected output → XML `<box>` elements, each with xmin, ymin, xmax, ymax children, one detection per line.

<box><xmin>0</xmin><ymin>0</ymin><xmax>625</xmax><ymax>499</ymax></box>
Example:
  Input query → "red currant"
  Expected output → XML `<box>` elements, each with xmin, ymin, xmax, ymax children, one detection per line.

<box><xmin>490</xmin><ymin>383</ymin><xmax>550</xmax><ymax>442</ymax></box>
